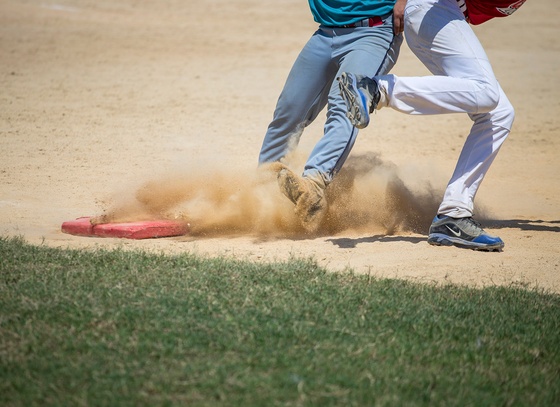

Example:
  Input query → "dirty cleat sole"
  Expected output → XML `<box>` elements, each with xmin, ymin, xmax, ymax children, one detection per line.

<box><xmin>277</xmin><ymin>168</ymin><xmax>304</xmax><ymax>205</ymax></box>
<box><xmin>338</xmin><ymin>72</ymin><xmax>370</xmax><ymax>128</ymax></box>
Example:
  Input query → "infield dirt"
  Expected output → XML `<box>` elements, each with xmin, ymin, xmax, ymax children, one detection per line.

<box><xmin>1</xmin><ymin>0</ymin><xmax>558</xmax><ymax>291</ymax></box>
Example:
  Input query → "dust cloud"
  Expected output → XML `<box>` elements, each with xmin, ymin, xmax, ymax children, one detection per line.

<box><xmin>93</xmin><ymin>153</ymin><xmax>443</xmax><ymax>238</ymax></box>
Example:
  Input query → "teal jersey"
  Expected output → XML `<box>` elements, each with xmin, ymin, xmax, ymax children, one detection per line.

<box><xmin>308</xmin><ymin>0</ymin><xmax>396</xmax><ymax>26</ymax></box>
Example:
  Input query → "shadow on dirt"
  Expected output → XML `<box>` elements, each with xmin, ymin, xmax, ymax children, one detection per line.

<box><xmin>327</xmin><ymin>219</ymin><xmax>560</xmax><ymax>249</ymax></box>
<box><xmin>483</xmin><ymin>219</ymin><xmax>560</xmax><ymax>233</ymax></box>
<box><xmin>327</xmin><ymin>235</ymin><xmax>426</xmax><ymax>249</ymax></box>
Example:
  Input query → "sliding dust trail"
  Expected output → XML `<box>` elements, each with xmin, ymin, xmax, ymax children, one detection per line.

<box><xmin>93</xmin><ymin>153</ymin><xmax>443</xmax><ymax>238</ymax></box>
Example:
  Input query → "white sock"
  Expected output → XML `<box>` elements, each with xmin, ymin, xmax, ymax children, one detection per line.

<box><xmin>376</xmin><ymin>79</ymin><xmax>389</xmax><ymax>109</ymax></box>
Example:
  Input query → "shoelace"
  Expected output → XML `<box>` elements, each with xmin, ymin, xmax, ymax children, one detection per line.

<box><xmin>458</xmin><ymin>217</ymin><xmax>485</xmax><ymax>235</ymax></box>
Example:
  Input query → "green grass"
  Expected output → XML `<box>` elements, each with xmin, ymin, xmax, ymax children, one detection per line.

<box><xmin>1</xmin><ymin>236</ymin><xmax>559</xmax><ymax>407</ymax></box>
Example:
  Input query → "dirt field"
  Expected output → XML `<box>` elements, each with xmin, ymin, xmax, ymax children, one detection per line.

<box><xmin>1</xmin><ymin>0</ymin><xmax>559</xmax><ymax>292</ymax></box>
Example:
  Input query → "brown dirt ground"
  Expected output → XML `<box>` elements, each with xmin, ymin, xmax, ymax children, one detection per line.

<box><xmin>1</xmin><ymin>0</ymin><xmax>559</xmax><ymax>292</ymax></box>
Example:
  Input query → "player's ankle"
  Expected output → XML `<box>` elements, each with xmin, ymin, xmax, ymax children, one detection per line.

<box><xmin>375</xmin><ymin>79</ymin><xmax>389</xmax><ymax>109</ymax></box>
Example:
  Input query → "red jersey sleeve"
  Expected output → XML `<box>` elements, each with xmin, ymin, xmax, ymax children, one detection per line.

<box><xmin>465</xmin><ymin>0</ymin><xmax>527</xmax><ymax>25</ymax></box>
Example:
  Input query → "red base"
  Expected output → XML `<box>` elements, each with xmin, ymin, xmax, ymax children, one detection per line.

<box><xmin>61</xmin><ymin>217</ymin><xmax>189</xmax><ymax>239</ymax></box>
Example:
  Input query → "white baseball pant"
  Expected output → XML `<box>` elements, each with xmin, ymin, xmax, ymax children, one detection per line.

<box><xmin>376</xmin><ymin>0</ymin><xmax>515</xmax><ymax>218</ymax></box>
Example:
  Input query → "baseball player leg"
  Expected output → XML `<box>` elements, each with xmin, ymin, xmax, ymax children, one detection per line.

<box><xmin>303</xmin><ymin>24</ymin><xmax>402</xmax><ymax>185</ymax></box>
<box><xmin>394</xmin><ymin>0</ymin><xmax>515</xmax><ymax>218</ymax></box>
<box><xmin>258</xmin><ymin>32</ymin><xmax>333</xmax><ymax>165</ymax></box>
<box><xmin>387</xmin><ymin>0</ymin><xmax>512</xmax><ymax>249</ymax></box>
<box><xmin>269</xmin><ymin>24</ymin><xmax>401</xmax><ymax>232</ymax></box>
<box><xmin>258</xmin><ymin>31</ymin><xmax>336</xmax><ymax>232</ymax></box>
<box><xmin>437</xmin><ymin>85</ymin><xmax>514</xmax><ymax>217</ymax></box>
<box><xmin>294</xmin><ymin>25</ymin><xmax>400</xmax><ymax>232</ymax></box>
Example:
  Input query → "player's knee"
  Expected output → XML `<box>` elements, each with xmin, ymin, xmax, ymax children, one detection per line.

<box><xmin>477</xmin><ymin>82</ymin><xmax>501</xmax><ymax>113</ymax></box>
<box><xmin>489</xmin><ymin>95</ymin><xmax>515</xmax><ymax>131</ymax></box>
<box><xmin>499</xmin><ymin>99</ymin><xmax>515</xmax><ymax>130</ymax></box>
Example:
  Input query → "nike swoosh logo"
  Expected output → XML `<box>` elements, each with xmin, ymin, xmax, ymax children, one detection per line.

<box><xmin>445</xmin><ymin>225</ymin><xmax>462</xmax><ymax>237</ymax></box>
